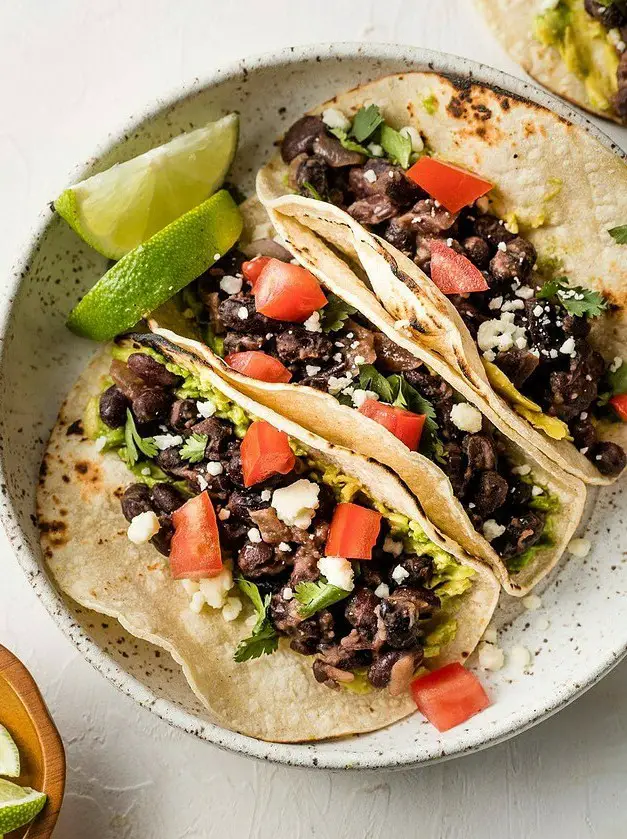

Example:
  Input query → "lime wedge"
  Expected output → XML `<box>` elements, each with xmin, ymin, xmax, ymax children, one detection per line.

<box><xmin>55</xmin><ymin>113</ymin><xmax>239</xmax><ymax>259</ymax></box>
<box><xmin>67</xmin><ymin>189</ymin><xmax>242</xmax><ymax>341</ymax></box>
<box><xmin>0</xmin><ymin>779</ymin><xmax>47</xmax><ymax>833</ymax></box>
<box><xmin>0</xmin><ymin>727</ymin><xmax>20</xmax><ymax>778</ymax></box>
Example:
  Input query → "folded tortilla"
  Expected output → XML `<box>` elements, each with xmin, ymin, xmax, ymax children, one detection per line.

<box><xmin>256</xmin><ymin>70</ymin><xmax>627</xmax><ymax>486</ymax></box>
<box><xmin>37</xmin><ymin>337</ymin><xmax>499</xmax><ymax>742</ymax></box>
<box><xmin>151</xmin><ymin>196</ymin><xmax>585</xmax><ymax>597</ymax></box>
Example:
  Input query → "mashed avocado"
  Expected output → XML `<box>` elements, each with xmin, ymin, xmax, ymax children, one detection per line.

<box><xmin>535</xmin><ymin>0</ymin><xmax>619</xmax><ymax>112</ymax></box>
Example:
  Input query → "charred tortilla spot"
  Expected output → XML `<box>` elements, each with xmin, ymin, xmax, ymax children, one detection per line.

<box><xmin>39</xmin><ymin>459</ymin><xmax>48</xmax><ymax>478</ymax></box>
<box><xmin>39</xmin><ymin>519</ymin><xmax>67</xmax><ymax>535</ymax></box>
<box><xmin>66</xmin><ymin>419</ymin><xmax>84</xmax><ymax>436</ymax></box>
<box><xmin>62</xmin><ymin>475</ymin><xmax>70</xmax><ymax>484</ymax></box>
<box><xmin>75</xmin><ymin>462</ymin><xmax>89</xmax><ymax>475</ymax></box>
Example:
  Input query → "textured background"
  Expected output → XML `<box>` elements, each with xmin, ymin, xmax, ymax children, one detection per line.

<box><xmin>1</xmin><ymin>1</ymin><xmax>626</xmax><ymax>837</ymax></box>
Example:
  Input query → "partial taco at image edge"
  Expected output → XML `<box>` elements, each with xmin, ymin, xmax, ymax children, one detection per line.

<box><xmin>255</xmin><ymin>71</ymin><xmax>627</xmax><ymax>487</ymax></box>
<box><xmin>37</xmin><ymin>334</ymin><xmax>499</xmax><ymax>742</ymax></box>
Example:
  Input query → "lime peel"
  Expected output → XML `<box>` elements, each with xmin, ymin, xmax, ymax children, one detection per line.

<box><xmin>0</xmin><ymin>726</ymin><xmax>20</xmax><ymax>778</ymax></box>
<box><xmin>0</xmin><ymin>778</ymin><xmax>47</xmax><ymax>833</ymax></box>
<box><xmin>67</xmin><ymin>189</ymin><xmax>243</xmax><ymax>342</ymax></box>
<box><xmin>55</xmin><ymin>113</ymin><xmax>239</xmax><ymax>259</ymax></box>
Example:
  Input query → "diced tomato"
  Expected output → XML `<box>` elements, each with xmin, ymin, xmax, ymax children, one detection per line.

<box><xmin>170</xmin><ymin>492</ymin><xmax>223</xmax><ymax>580</ymax></box>
<box><xmin>610</xmin><ymin>393</ymin><xmax>627</xmax><ymax>422</ymax></box>
<box><xmin>406</xmin><ymin>157</ymin><xmax>493</xmax><ymax>214</ymax></box>
<box><xmin>225</xmin><ymin>350</ymin><xmax>292</xmax><ymax>384</ymax></box>
<box><xmin>242</xmin><ymin>256</ymin><xmax>271</xmax><ymax>288</ymax></box>
<box><xmin>410</xmin><ymin>663</ymin><xmax>490</xmax><ymax>732</ymax></box>
<box><xmin>253</xmin><ymin>258</ymin><xmax>327</xmax><ymax>322</ymax></box>
<box><xmin>325</xmin><ymin>502</ymin><xmax>382</xmax><ymax>560</ymax></box>
<box><xmin>359</xmin><ymin>399</ymin><xmax>426</xmax><ymax>451</ymax></box>
<box><xmin>240</xmin><ymin>420</ymin><xmax>296</xmax><ymax>487</ymax></box>
<box><xmin>429</xmin><ymin>240</ymin><xmax>489</xmax><ymax>295</ymax></box>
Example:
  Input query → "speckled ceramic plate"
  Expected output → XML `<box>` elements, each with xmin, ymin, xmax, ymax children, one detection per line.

<box><xmin>1</xmin><ymin>44</ymin><xmax>625</xmax><ymax>770</ymax></box>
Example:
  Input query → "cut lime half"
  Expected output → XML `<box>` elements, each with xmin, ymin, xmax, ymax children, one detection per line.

<box><xmin>0</xmin><ymin>779</ymin><xmax>47</xmax><ymax>834</ymax></box>
<box><xmin>0</xmin><ymin>726</ymin><xmax>20</xmax><ymax>778</ymax></box>
<box><xmin>67</xmin><ymin>189</ymin><xmax>243</xmax><ymax>341</ymax></box>
<box><xmin>55</xmin><ymin>113</ymin><xmax>239</xmax><ymax>259</ymax></box>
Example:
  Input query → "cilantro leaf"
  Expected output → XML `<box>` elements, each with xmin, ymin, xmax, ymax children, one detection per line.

<box><xmin>320</xmin><ymin>294</ymin><xmax>357</xmax><ymax>332</ymax></box>
<box><xmin>609</xmin><ymin>225</ymin><xmax>627</xmax><ymax>245</ymax></box>
<box><xmin>358</xmin><ymin>364</ymin><xmax>394</xmax><ymax>403</ymax></box>
<box><xmin>379</xmin><ymin>124</ymin><xmax>412</xmax><ymax>169</ymax></box>
<box><xmin>123</xmin><ymin>410</ymin><xmax>157</xmax><ymax>467</ymax></box>
<box><xmin>180</xmin><ymin>433</ymin><xmax>208</xmax><ymax>464</ymax></box>
<box><xmin>302</xmin><ymin>180</ymin><xmax>322</xmax><ymax>200</ymax></box>
<box><xmin>537</xmin><ymin>277</ymin><xmax>608</xmax><ymax>318</ymax></box>
<box><xmin>605</xmin><ymin>360</ymin><xmax>627</xmax><ymax>397</ymax></box>
<box><xmin>294</xmin><ymin>579</ymin><xmax>351</xmax><ymax>619</ymax></box>
<box><xmin>350</xmin><ymin>105</ymin><xmax>384</xmax><ymax>142</ymax></box>
<box><xmin>234</xmin><ymin>579</ymin><xmax>279</xmax><ymax>662</ymax></box>
<box><xmin>328</xmin><ymin>127</ymin><xmax>370</xmax><ymax>156</ymax></box>
<box><xmin>388</xmin><ymin>375</ymin><xmax>441</xmax><ymax>457</ymax></box>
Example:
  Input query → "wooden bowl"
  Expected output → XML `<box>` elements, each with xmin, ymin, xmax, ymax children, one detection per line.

<box><xmin>0</xmin><ymin>646</ymin><xmax>65</xmax><ymax>838</ymax></box>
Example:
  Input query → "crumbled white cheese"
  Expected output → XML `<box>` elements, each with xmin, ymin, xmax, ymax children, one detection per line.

<box><xmin>247</xmin><ymin>527</ymin><xmax>262</xmax><ymax>544</ymax></box>
<box><xmin>153</xmin><ymin>433</ymin><xmax>183</xmax><ymax>450</ymax></box>
<box><xmin>189</xmin><ymin>591</ymin><xmax>206</xmax><ymax>613</ymax></box>
<box><xmin>127</xmin><ymin>511</ymin><xmax>160</xmax><ymax>544</ymax></box>
<box><xmin>374</xmin><ymin>582</ymin><xmax>390</xmax><ymax>599</ymax></box>
<box><xmin>482</xmin><ymin>519</ymin><xmax>506</xmax><ymax>542</ymax></box>
<box><xmin>515</xmin><ymin>285</ymin><xmax>535</xmax><ymax>300</ymax></box>
<box><xmin>531</xmin><ymin>485</ymin><xmax>544</xmax><ymax>497</ymax></box>
<box><xmin>477</xmin><ymin>314</ymin><xmax>527</xmax><ymax>356</ymax></box>
<box><xmin>322</xmin><ymin>107</ymin><xmax>351</xmax><ymax>131</ymax></box>
<box><xmin>367</xmin><ymin>142</ymin><xmax>383</xmax><ymax>156</ymax></box>
<box><xmin>317</xmin><ymin>556</ymin><xmax>355</xmax><ymax>591</ymax></box>
<box><xmin>560</xmin><ymin>337</ymin><xmax>576</xmax><ymax>355</ymax></box>
<box><xmin>475</xmin><ymin>196</ymin><xmax>490</xmax><ymax>214</ymax></box>
<box><xmin>306</xmin><ymin>365</ymin><xmax>321</xmax><ymax>376</ymax></box>
<box><xmin>351</xmin><ymin>388</ymin><xmax>378</xmax><ymax>409</ymax></box>
<box><xmin>568</xmin><ymin>537</ymin><xmax>591</xmax><ymax>558</ymax></box>
<box><xmin>141</xmin><ymin>467</ymin><xmax>151</xmax><ymax>476</ymax></box>
<box><xmin>508</xmin><ymin>645</ymin><xmax>532</xmax><ymax>671</ymax></box>
<box><xmin>237</xmin><ymin>306</ymin><xmax>249</xmax><ymax>320</ymax></box>
<box><xmin>327</xmin><ymin>374</ymin><xmax>354</xmax><ymax>395</ymax></box>
<box><xmin>303</xmin><ymin>311</ymin><xmax>322</xmax><ymax>332</ymax></box>
<box><xmin>219</xmin><ymin>274</ymin><xmax>243</xmax><ymax>295</ymax></box>
<box><xmin>450</xmin><ymin>402</ymin><xmax>483</xmax><ymax>433</ymax></box>
<box><xmin>391</xmin><ymin>564</ymin><xmax>410</xmax><ymax>584</ymax></box>
<box><xmin>197</xmin><ymin>475</ymin><xmax>208</xmax><ymax>492</ymax></box>
<box><xmin>502</xmin><ymin>299</ymin><xmax>525</xmax><ymax>312</ymax></box>
<box><xmin>272</xmin><ymin>479</ymin><xmax>320</xmax><ymax>529</ymax></box>
<box><xmin>217</xmin><ymin>508</ymin><xmax>231</xmax><ymax>521</ymax></box>
<box><xmin>523</xmin><ymin>594</ymin><xmax>542</xmax><ymax>611</ymax></box>
<box><xmin>399</xmin><ymin>125</ymin><xmax>424</xmax><ymax>152</ymax></box>
<box><xmin>206</xmin><ymin>461</ymin><xmax>223</xmax><ymax>476</ymax></box>
<box><xmin>478</xmin><ymin>641</ymin><xmax>505</xmax><ymax>672</ymax></box>
<box><xmin>198</xmin><ymin>565</ymin><xmax>234</xmax><ymax>609</ymax></box>
<box><xmin>197</xmin><ymin>399</ymin><xmax>216</xmax><ymax>418</ymax></box>
<box><xmin>282</xmin><ymin>587</ymin><xmax>294</xmax><ymax>600</ymax></box>
<box><xmin>383</xmin><ymin>536</ymin><xmax>404</xmax><ymax>557</ymax></box>
<box><xmin>483</xmin><ymin>627</ymin><xmax>498</xmax><ymax>644</ymax></box>
<box><xmin>497</xmin><ymin>241</ymin><xmax>507</xmax><ymax>253</ymax></box>
<box><xmin>610</xmin><ymin>356</ymin><xmax>623</xmax><ymax>373</ymax></box>
<box><xmin>608</xmin><ymin>28</ymin><xmax>627</xmax><ymax>52</ymax></box>
<box><xmin>353</xmin><ymin>355</ymin><xmax>366</xmax><ymax>366</ymax></box>
<box><xmin>364</xmin><ymin>169</ymin><xmax>377</xmax><ymax>184</ymax></box>
<box><xmin>488</xmin><ymin>296</ymin><xmax>503</xmax><ymax>310</ymax></box>
<box><xmin>533</xmin><ymin>305</ymin><xmax>544</xmax><ymax>317</ymax></box>
<box><xmin>222</xmin><ymin>596</ymin><xmax>243</xmax><ymax>622</ymax></box>
<box><xmin>180</xmin><ymin>579</ymin><xmax>200</xmax><ymax>596</ymax></box>
<box><xmin>512</xmin><ymin>464</ymin><xmax>531</xmax><ymax>476</ymax></box>
<box><xmin>278</xmin><ymin>542</ymin><xmax>292</xmax><ymax>552</ymax></box>
<box><xmin>260</xmin><ymin>489</ymin><xmax>272</xmax><ymax>502</ymax></box>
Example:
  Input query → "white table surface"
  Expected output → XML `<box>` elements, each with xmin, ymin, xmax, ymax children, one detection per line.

<box><xmin>1</xmin><ymin>2</ymin><xmax>626</xmax><ymax>836</ymax></box>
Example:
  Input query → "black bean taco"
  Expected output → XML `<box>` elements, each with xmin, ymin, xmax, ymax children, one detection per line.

<box><xmin>255</xmin><ymin>71</ymin><xmax>627</xmax><ymax>487</ymax></box>
<box><xmin>148</xmin><ymin>196</ymin><xmax>585</xmax><ymax>597</ymax></box>
<box><xmin>475</xmin><ymin>0</ymin><xmax>627</xmax><ymax>125</ymax></box>
<box><xmin>37</xmin><ymin>333</ymin><xmax>499</xmax><ymax>742</ymax></box>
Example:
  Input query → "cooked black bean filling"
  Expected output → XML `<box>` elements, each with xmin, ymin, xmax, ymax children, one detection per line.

<box><xmin>280</xmin><ymin>116</ymin><xmax>626</xmax><ymax>478</ymax></box>
<box><xmin>102</xmin><ymin>350</ymin><xmax>444</xmax><ymax>689</ymax></box>
<box><xmin>584</xmin><ymin>0</ymin><xmax>627</xmax><ymax>118</ymax></box>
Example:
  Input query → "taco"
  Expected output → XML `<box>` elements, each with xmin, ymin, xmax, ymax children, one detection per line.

<box><xmin>255</xmin><ymin>71</ymin><xmax>627</xmax><ymax>486</ymax></box>
<box><xmin>149</xmin><ymin>198</ymin><xmax>585</xmax><ymax>596</ymax></box>
<box><xmin>37</xmin><ymin>333</ymin><xmax>499</xmax><ymax>742</ymax></box>
<box><xmin>475</xmin><ymin>0</ymin><xmax>627</xmax><ymax>125</ymax></box>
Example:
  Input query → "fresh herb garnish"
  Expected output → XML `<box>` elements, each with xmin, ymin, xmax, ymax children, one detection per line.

<box><xmin>350</xmin><ymin>104</ymin><xmax>384</xmax><ymax>143</ymax></box>
<box><xmin>179</xmin><ymin>433</ymin><xmax>208</xmax><ymax>464</ymax></box>
<box><xmin>380</xmin><ymin>124</ymin><xmax>412</xmax><ymax>169</ymax></box>
<box><xmin>234</xmin><ymin>579</ymin><xmax>279</xmax><ymax>662</ymax></box>
<box><xmin>598</xmin><ymin>360</ymin><xmax>627</xmax><ymax>406</ymax></box>
<box><xmin>302</xmin><ymin>180</ymin><xmax>323</xmax><ymax>201</ymax></box>
<box><xmin>122</xmin><ymin>410</ymin><xmax>157</xmax><ymax>467</ymax></box>
<box><xmin>609</xmin><ymin>225</ymin><xmax>627</xmax><ymax>245</ymax></box>
<box><xmin>320</xmin><ymin>294</ymin><xmax>357</xmax><ymax>332</ymax></box>
<box><xmin>294</xmin><ymin>579</ymin><xmax>350</xmax><ymax>618</ymax></box>
<box><xmin>358</xmin><ymin>364</ymin><xmax>395</xmax><ymax>403</ymax></box>
<box><xmin>328</xmin><ymin>127</ymin><xmax>371</xmax><ymax>156</ymax></box>
<box><xmin>537</xmin><ymin>277</ymin><xmax>608</xmax><ymax>318</ymax></box>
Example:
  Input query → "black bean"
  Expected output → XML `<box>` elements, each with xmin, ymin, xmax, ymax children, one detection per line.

<box><xmin>121</xmin><ymin>484</ymin><xmax>153</xmax><ymax>522</ymax></box>
<box><xmin>281</xmin><ymin>116</ymin><xmax>326</xmax><ymax>163</ymax></box>
<box><xmin>99</xmin><ymin>385</ymin><xmax>129</xmax><ymax>428</ymax></box>
<box><xmin>590</xmin><ymin>441</ymin><xmax>627</xmax><ymax>477</ymax></box>
<box><xmin>131</xmin><ymin>388</ymin><xmax>173</xmax><ymax>424</ymax></box>
<box><xmin>127</xmin><ymin>353</ymin><xmax>181</xmax><ymax>388</ymax></box>
<box><xmin>151</xmin><ymin>483</ymin><xmax>185</xmax><ymax>514</ymax></box>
